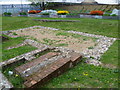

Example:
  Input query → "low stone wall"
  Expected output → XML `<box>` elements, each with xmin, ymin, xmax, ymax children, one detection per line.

<box><xmin>1</xmin><ymin>38</ymin><xmax>83</xmax><ymax>88</ymax></box>
<box><xmin>67</xmin><ymin>31</ymin><xmax>116</xmax><ymax>61</ymax></box>
<box><xmin>1</xmin><ymin>25</ymin><xmax>117</xmax><ymax>62</ymax></box>
<box><xmin>1</xmin><ymin>24</ymin><xmax>117</xmax><ymax>88</ymax></box>
<box><xmin>33</xmin><ymin>19</ymin><xmax>80</xmax><ymax>22</ymax></box>
<box><xmin>27</xmin><ymin>14</ymin><xmax>119</xmax><ymax>20</ymax></box>
<box><xmin>79</xmin><ymin>14</ymin><xmax>119</xmax><ymax>20</ymax></box>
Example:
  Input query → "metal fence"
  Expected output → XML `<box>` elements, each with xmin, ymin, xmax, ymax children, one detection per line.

<box><xmin>1</xmin><ymin>4</ymin><xmax>40</xmax><ymax>14</ymax></box>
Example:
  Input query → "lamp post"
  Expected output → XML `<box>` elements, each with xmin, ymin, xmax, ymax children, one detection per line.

<box><xmin>21</xmin><ymin>0</ymin><xmax>23</xmax><ymax>12</ymax></box>
<box><xmin>12</xmin><ymin>4</ymin><xmax>14</xmax><ymax>14</ymax></box>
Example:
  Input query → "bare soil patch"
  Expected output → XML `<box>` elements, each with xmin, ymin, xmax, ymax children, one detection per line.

<box><xmin>13</xmin><ymin>28</ymin><xmax>97</xmax><ymax>52</ymax></box>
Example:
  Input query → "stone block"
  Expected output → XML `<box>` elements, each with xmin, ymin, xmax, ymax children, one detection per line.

<box><xmin>70</xmin><ymin>52</ymin><xmax>82</xmax><ymax>66</ymax></box>
<box><xmin>24</xmin><ymin>57</ymin><xmax>71</xmax><ymax>88</ymax></box>
<box><xmin>15</xmin><ymin>52</ymin><xmax>59</xmax><ymax>77</ymax></box>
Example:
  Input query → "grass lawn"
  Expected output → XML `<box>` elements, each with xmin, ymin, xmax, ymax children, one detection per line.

<box><xmin>2</xmin><ymin>17</ymin><xmax>119</xmax><ymax>38</ymax></box>
<box><xmin>2</xmin><ymin>16</ymin><xmax>119</xmax><ymax>88</ymax></box>
<box><xmin>2</xmin><ymin>62</ymin><xmax>26</xmax><ymax>88</ymax></box>
<box><xmin>100</xmin><ymin>40</ymin><xmax>119</xmax><ymax>67</ymax></box>
<box><xmin>1</xmin><ymin>37</ymin><xmax>37</xmax><ymax>62</ymax></box>
<box><xmin>41</xmin><ymin>61</ymin><xmax>118</xmax><ymax>88</ymax></box>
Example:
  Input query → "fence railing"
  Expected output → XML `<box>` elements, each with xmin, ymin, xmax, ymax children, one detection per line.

<box><xmin>1</xmin><ymin>4</ymin><xmax>41</xmax><ymax>14</ymax></box>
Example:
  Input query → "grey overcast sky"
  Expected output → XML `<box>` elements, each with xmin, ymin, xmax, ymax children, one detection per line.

<box><xmin>0</xmin><ymin>0</ymin><xmax>119</xmax><ymax>4</ymax></box>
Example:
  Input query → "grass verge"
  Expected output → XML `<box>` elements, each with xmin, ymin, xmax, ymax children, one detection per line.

<box><xmin>41</xmin><ymin>61</ymin><xmax>118</xmax><ymax>88</ymax></box>
<box><xmin>2</xmin><ymin>17</ymin><xmax>119</xmax><ymax>38</ymax></box>
<box><xmin>2</xmin><ymin>36</ymin><xmax>37</xmax><ymax>62</ymax></box>
<box><xmin>100</xmin><ymin>40</ymin><xmax>119</xmax><ymax>67</ymax></box>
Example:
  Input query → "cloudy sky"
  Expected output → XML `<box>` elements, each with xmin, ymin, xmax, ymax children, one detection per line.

<box><xmin>0</xmin><ymin>0</ymin><xmax>119</xmax><ymax>4</ymax></box>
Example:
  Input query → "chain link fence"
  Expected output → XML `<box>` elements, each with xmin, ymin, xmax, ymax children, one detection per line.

<box><xmin>1</xmin><ymin>4</ymin><xmax>40</xmax><ymax>15</ymax></box>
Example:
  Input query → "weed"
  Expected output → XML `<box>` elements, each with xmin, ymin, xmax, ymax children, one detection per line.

<box><xmin>55</xmin><ymin>43</ymin><xmax>68</xmax><ymax>47</ymax></box>
<box><xmin>90</xmin><ymin>56</ymin><xmax>95</xmax><ymax>59</ymax></box>
<box><xmin>42</xmin><ymin>38</ymin><xmax>61</xmax><ymax>45</ymax></box>
<box><xmin>34</xmin><ymin>49</ymin><xmax>51</xmax><ymax>58</ymax></box>
<box><xmin>56</xmin><ymin>32</ymin><xmax>70</xmax><ymax>37</ymax></box>
<box><xmin>2</xmin><ymin>60</ymin><xmax>28</xmax><ymax>88</ymax></box>
<box><xmin>83</xmin><ymin>38</ymin><xmax>87</xmax><ymax>41</ymax></box>
<box><xmin>88</xmin><ymin>47</ymin><xmax>94</xmax><ymax>49</ymax></box>
<box><xmin>12</xmin><ymin>32</ymin><xmax>18</xmax><ymax>35</ymax></box>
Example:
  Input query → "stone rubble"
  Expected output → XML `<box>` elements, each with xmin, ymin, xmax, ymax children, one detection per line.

<box><xmin>1</xmin><ymin>26</ymin><xmax>117</xmax><ymax>88</ymax></box>
<box><xmin>67</xmin><ymin>31</ymin><xmax>116</xmax><ymax>61</ymax></box>
<box><xmin>2</xmin><ymin>26</ymin><xmax>116</xmax><ymax>62</ymax></box>
<box><xmin>7</xmin><ymin>41</ymin><xmax>27</xmax><ymax>50</ymax></box>
<box><xmin>0</xmin><ymin>71</ymin><xmax>13</xmax><ymax>90</ymax></box>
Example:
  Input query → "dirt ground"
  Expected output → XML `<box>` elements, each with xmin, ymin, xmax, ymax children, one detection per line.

<box><xmin>13</xmin><ymin>28</ymin><xmax>97</xmax><ymax>52</ymax></box>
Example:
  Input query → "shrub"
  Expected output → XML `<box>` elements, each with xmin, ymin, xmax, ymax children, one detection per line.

<box><xmin>105</xmin><ymin>11</ymin><xmax>112</xmax><ymax>13</ymax></box>
<box><xmin>36</xmin><ymin>10</ymin><xmax>41</xmax><ymax>13</ymax></box>
<box><xmin>55</xmin><ymin>9</ymin><xmax>64</xmax><ymax>11</ymax></box>
<box><xmin>103</xmin><ymin>14</ymin><xmax>110</xmax><ymax>16</ymax></box>
<box><xmin>57</xmin><ymin>11</ymin><xmax>69</xmax><ymax>15</ymax></box>
<box><xmin>111</xmin><ymin>14</ymin><xmax>117</xmax><ymax>16</ymax></box>
<box><xmin>90</xmin><ymin>10</ymin><xmax>103</xmax><ymax>15</ymax></box>
<box><xmin>4</xmin><ymin>12</ymin><xmax>12</xmax><ymax>16</ymax></box>
<box><xmin>28</xmin><ymin>10</ymin><xmax>37</xmax><ymax>14</ymax></box>
<box><xmin>19</xmin><ymin>12</ymin><xmax>27</xmax><ymax>15</ymax></box>
<box><xmin>40</xmin><ymin>10</ymin><xmax>57</xmax><ymax>15</ymax></box>
<box><xmin>28</xmin><ymin>10</ymin><xmax>41</xmax><ymax>14</ymax></box>
<box><xmin>42</xmin><ymin>13</ymin><xmax>49</xmax><ymax>15</ymax></box>
<box><xmin>66</xmin><ymin>13</ymin><xmax>78</xmax><ymax>15</ymax></box>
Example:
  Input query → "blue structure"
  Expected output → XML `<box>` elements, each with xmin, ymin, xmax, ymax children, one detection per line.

<box><xmin>1</xmin><ymin>4</ymin><xmax>40</xmax><ymax>14</ymax></box>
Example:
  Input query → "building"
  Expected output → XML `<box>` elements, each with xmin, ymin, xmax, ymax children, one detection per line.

<box><xmin>47</xmin><ymin>0</ymin><xmax>83</xmax><ymax>3</ymax></box>
<box><xmin>47</xmin><ymin>0</ymin><xmax>118</xmax><ymax>4</ymax></box>
<box><xmin>81</xmin><ymin>0</ymin><xmax>98</xmax><ymax>4</ymax></box>
<box><xmin>1</xmin><ymin>4</ymin><xmax>39</xmax><ymax>14</ymax></box>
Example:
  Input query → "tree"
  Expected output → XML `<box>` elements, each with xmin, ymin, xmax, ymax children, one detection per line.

<box><xmin>28</xmin><ymin>0</ymin><xmax>49</xmax><ymax>10</ymax></box>
<box><xmin>30</xmin><ymin>2</ymin><xmax>41</xmax><ymax>9</ymax></box>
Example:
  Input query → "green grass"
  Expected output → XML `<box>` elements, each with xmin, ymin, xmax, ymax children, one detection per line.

<box><xmin>41</xmin><ymin>61</ymin><xmax>118</xmax><ymax>88</ymax></box>
<box><xmin>55</xmin><ymin>30</ymin><xmax>98</xmax><ymax>42</ymax></box>
<box><xmin>2</xmin><ymin>37</ymin><xmax>25</xmax><ymax>49</ymax></box>
<box><xmin>2</xmin><ymin>60</ymin><xmax>28</xmax><ymax>88</ymax></box>
<box><xmin>2</xmin><ymin>45</ymin><xmax>37</xmax><ymax>62</ymax></box>
<box><xmin>2</xmin><ymin>16</ymin><xmax>119</xmax><ymax>88</ymax></box>
<box><xmin>39</xmin><ymin>40</ymin><xmax>119</xmax><ymax>88</ymax></box>
<box><xmin>54</xmin><ymin>43</ymin><xmax>68</xmax><ymax>47</ymax></box>
<box><xmin>2</xmin><ymin>17</ymin><xmax>119</xmax><ymax>38</ymax></box>
<box><xmin>56</xmin><ymin>31</ymin><xmax>70</xmax><ymax>36</ymax></box>
<box><xmin>2</xmin><ymin>37</ymin><xmax>37</xmax><ymax>62</ymax></box>
<box><xmin>100</xmin><ymin>40</ymin><xmax>119</xmax><ymax>67</ymax></box>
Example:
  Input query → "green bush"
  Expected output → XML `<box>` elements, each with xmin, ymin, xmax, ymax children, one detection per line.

<box><xmin>42</xmin><ymin>13</ymin><xmax>49</xmax><ymax>15</ymax></box>
<box><xmin>4</xmin><ymin>12</ymin><xmax>12</xmax><ymax>16</ymax></box>
<box><xmin>111</xmin><ymin>14</ymin><xmax>117</xmax><ymax>16</ymax></box>
<box><xmin>103</xmin><ymin>14</ymin><xmax>111</xmax><ymax>16</ymax></box>
<box><xmin>66</xmin><ymin>13</ymin><xmax>78</xmax><ymax>15</ymax></box>
<box><xmin>105</xmin><ymin>11</ymin><xmax>112</xmax><ymax>13</ymax></box>
<box><xmin>19</xmin><ymin>12</ymin><xmax>27</xmax><ymax>15</ymax></box>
